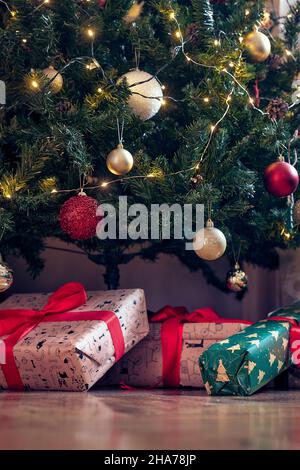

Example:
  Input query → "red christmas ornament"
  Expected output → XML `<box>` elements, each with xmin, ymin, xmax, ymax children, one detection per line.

<box><xmin>59</xmin><ymin>194</ymin><xmax>102</xmax><ymax>240</ymax></box>
<box><xmin>264</xmin><ymin>159</ymin><xmax>299</xmax><ymax>198</ymax></box>
<box><xmin>98</xmin><ymin>0</ymin><xmax>106</xmax><ymax>7</ymax></box>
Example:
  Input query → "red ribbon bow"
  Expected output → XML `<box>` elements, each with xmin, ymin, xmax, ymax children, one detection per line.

<box><xmin>0</xmin><ymin>282</ymin><xmax>125</xmax><ymax>389</ymax></box>
<box><xmin>151</xmin><ymin>306</ymin><xmax>250</xmax><ymax>387</ymax></box>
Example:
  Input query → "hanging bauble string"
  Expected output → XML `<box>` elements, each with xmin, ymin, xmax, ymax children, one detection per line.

<box><xmin>193</xmin><ymin>219</ymin><xmax>227</xmax><ymax>261</ymax></box>
<box><xmin>119</xmin><ymin>69</ymin><xmax>163</xmax><ymax>121</ymax></box>
<box><xmin>0</xmin><ymin>256</ymin><xmax>13</xmax><ymax>293</ymax></box>
<box><xmin>59</xmin><ymin>192</ymin><xmax>102</xmax><ymax>240</ymax></box>
<box><xmin>107</xmin><ymin>144</ymin><xmax>133</xmax><ymax>176</ymax></box>
<box><xmin>226</xmin><ymin>263</ymin><xmax>248</xmax><ymax>293</ymax></box>
<box><xmin>43</xmin><ymin>66</ymin><xmax>63</xmax><ymax>94</ymax></box>
<box><xmin>244</xmin><ymin>30</ymin><xmax>271</xmax><ymax>62</ymax></box>
<box><xmin>264</xmin><ymin>156</ymin><xmax>299</xmax><ymax>198</ymax></box>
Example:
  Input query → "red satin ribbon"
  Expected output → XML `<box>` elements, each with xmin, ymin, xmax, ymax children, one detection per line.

<box><xmin>0</xmin><ymin>282</ymin><xmax>125</xmax><ymax>390</ymax></box>
<box><xmin>151</xmin><ymin>306</ymin><xmax>252</xmax><ymax>387</ymax></box>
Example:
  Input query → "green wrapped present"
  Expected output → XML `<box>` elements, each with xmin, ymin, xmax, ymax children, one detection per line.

<box><xmin>199</xmin><ymin>319</ymin><xmax>292</xmax><ymax>396</ymax></box>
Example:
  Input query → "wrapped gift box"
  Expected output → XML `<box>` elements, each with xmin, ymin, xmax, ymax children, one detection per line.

<box><xmin>102</xmin><ymin>308</ymin><xmax>250</xmax><ymax>388</ymax></box>
<box><xmin>199</xmin><ymin>319</ymin><xmax>293</xmax><ymax>396</ymax></box>
<box><xmin>0</xmin><ymin>284</ymin><xmax>149</xmax><ymax>391</ymax></box>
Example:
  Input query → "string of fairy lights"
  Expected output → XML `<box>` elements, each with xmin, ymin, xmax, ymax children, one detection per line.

<box><xmin>0</xmin><ymin>0</ymin><xmax>298</xmax><ymax>199</ymax></box>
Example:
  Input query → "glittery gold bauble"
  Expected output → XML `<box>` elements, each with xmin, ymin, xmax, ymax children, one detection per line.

<box><xmin>226</xmin><ymin>263</ymin><xmax>248</xmax><ymax>293</ymax></box>
<box><xmin>124</xmin><ymin>1</ymin><xmax>144</xmax><ymax>24</ymax></box>
<box><xmin>106</xmin><ymin>143</ymin><xmax>134</xmax><ymax>176</ymax></box>
<box><xmin>119</xmin><ymin>69</ymin><xmax>163</xmax><ymax>121</ymax></box>
<box><xmin>244</xmin><ymin>31</ymin><xmax>271</xmax><ymax>62</ymax></box>
<box><xmin>0</xmin><ymin>258</ymin><xmax>13</xmax><ymax>293</ymax></box>
<box><xmin>294</xmin><ymin>200</ymin><xmax>300</xmax><ymax>225</ymax></box>
<box><xmin>193</xmin><ymin>219</ymin><xmax>227</xmax><ymax>261</ymax></box>
<box><xmin>43</xmin><ymin>66</ymin><xmax>63</xmax><ymax>94</ymax></box>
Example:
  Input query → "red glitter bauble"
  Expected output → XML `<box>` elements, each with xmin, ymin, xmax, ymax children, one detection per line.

<box><xmin>59</xmin><ymin>194</ymin><xmax>102</xmax><ymax>240</ymax></box>
<box><xmin>98</xmin><ymin>0</ymin><xmax>106</xmax><ymax>7</ymax></box>
<box><xmin>264</xmin><ymin>161</ymin><xmax>299</xmax><ymax>198</ymax></box>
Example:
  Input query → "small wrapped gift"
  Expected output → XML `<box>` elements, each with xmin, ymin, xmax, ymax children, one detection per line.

<box><xmin>199</xmin><ymin>308</ymin><xmax>300</xmax><ymax>396</ymax></box>
<box><xmin>101</xmin><ymin>306</ymin><xmax>251</xmax><ymax>388</ymax></box>
<box><xmin>0</xmin><ymin>283</ymin><xmax>149</xmax><ymax>391</ymax></box>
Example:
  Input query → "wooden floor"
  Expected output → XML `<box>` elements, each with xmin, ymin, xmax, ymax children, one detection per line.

<box><xmin>1</xmin><ymin>389</ymin><xmax>300</xmax><ymax>450</ymax></box>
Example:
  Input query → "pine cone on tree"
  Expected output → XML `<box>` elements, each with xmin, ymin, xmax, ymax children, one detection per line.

<box><xmin>266</xmin><ymin>98</ymin><xmax>289</xmax><ymax>121</ymax></box>
<box><xmin>268</xmin><ymin>54</ymin><xmax>284</xmax><ymax>71</ymax></box>
<box><xmin>190</xmin><ymin>174</ymin><xmax>204</xmax><ymax>187</ymax></box>
<box><xmin>56</xmin><ymin>100</ymin><xmax>76</xmax><ymax>115</ymax></box>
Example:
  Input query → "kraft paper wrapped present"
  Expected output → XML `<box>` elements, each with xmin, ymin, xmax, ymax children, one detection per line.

<box><xmin>101</xmin><ymin>306</ymin><xmax>251</xmax><ymax>388</ymax></box>
<box><xmin>0</xmin><ymin>283</ymin><xmax>149</xmax><ymax>391</ymax></box>
<box><xmin>199</xmin><ymin>305</ymin><xmax>300</xmax><ymax>396</ymax></box>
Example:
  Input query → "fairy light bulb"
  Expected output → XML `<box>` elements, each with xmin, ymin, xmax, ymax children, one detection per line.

<box><xmin>51</xmin><ymin>188</ymin><xmax>57</xmax><ymax>194</ymax></box>
<box><xmin>22</xmin><ymin>38</ymin><xmax>27</xmax><ymax>43</ymax></box>
<box><xmin>203</xmin><ymin>97</ymin><xmax>210</xmax><ymax>103</ymax></box>
<box><xmin>86</xmin><ymin>28</ymin><xmax>95</xmax><ymax>39</ymax></box>
<box><xmin>245</xmin><ymin>9</ymin><xmax>250</xmax><ymax>16</ymax></box>
<box><xmin>31</xmin><ymin>79</ymin><xmax>39</xmax><ymax>90</ymax></box>
<box><xmin>169</xmin><ymin>11</ymin><xmax>175</xmax><ymax>20</ymax></box>
<box><xmin>97</xmin><ymin>87</ymin><xmax>103</xmax><ymax>93</ymax></box>
<box><xmin>229</xmin><ymin>62</ymin><xmax>234</xmax><ymax>68</ymax></box>
<box><xmin>249</xmin><ymin>97</ymin><xmax>254</xmax><ymax>105</ymax></box>
<box><xmin>214</xmin><ymin>39</ymin><xmax>220</xmax><ymax>47</ymax></box>
<box><xmin>211</xmin><ymin>125</ymin><xmax>216</xmax><ymax>132</ymax></box>
<box><xmin>175</xmin><ymin>30</ymin><xmax>181</xmax><ymax>39</ymax></box>
<box><xmin>101</xmin><ymin>182</ymin><xmax>108</xmax><ymax>188</ymax></box>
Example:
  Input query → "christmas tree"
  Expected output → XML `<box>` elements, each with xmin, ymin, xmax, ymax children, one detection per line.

<box><xmin>0</xmin><ymin>0</ymin><xmax>300</xmax><ymax>291</ymax></box>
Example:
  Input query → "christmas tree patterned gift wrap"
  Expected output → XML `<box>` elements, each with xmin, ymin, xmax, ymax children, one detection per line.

<box><xmin>0</xmin><ymin>284</ymin><xmax>149</xmax><ymax>391</ymax></box>
<box><xmin>268</xmin><ymin>301</ymin><xmax>300</xmax><ymax>388</ymax></box>
<box><xmin>199</xmin><ymin>320</ymin><xmax>291</xmax><ymax>396</ymax></box>
<box><xmin>101</xmin><ymin>306</ymin><xmax>250</xmax><ymax>388</ymax></box>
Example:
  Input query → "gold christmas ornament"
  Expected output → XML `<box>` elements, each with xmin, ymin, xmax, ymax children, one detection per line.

<box><xmin>43</xmin><ymin>65</ymin><xmax>63</xmax><ymax>94</ymax></box>
<box><xmin>124</xmin><ymin>1</ymin><xmax>144</xmax><ymax>24</ymax></box>
<box><xmin>193</xmin><ymin>219</ymin><xmax>227</xmax><ymax>261</ymax></box>
<box><xmin>226</xmin><ymin>263</ymin><xmax>248</xmax><ymax>293</ymax></box>
<box><xmin>119</xmin><ymin>69</ymin><xmax>163</xmax><ymax>121</ymax></box>
<box><xmin>0</xmin><ymin>257</ymin><xmax>13</xmax><ymax>293</ymax></box>
<box><xmin>106</xmin><ymin>143</ymin><xmax>134</xmax><ymax>176</ymax></box>
<box><xmin>294</xmin><ymin>199</ymin><xmax>300</xmax><ymax>225</ymax></box>
<box><xmin>244</xmin><ymin>30</ymin><xmax>271</xmax><ymax>62</ymax></box>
